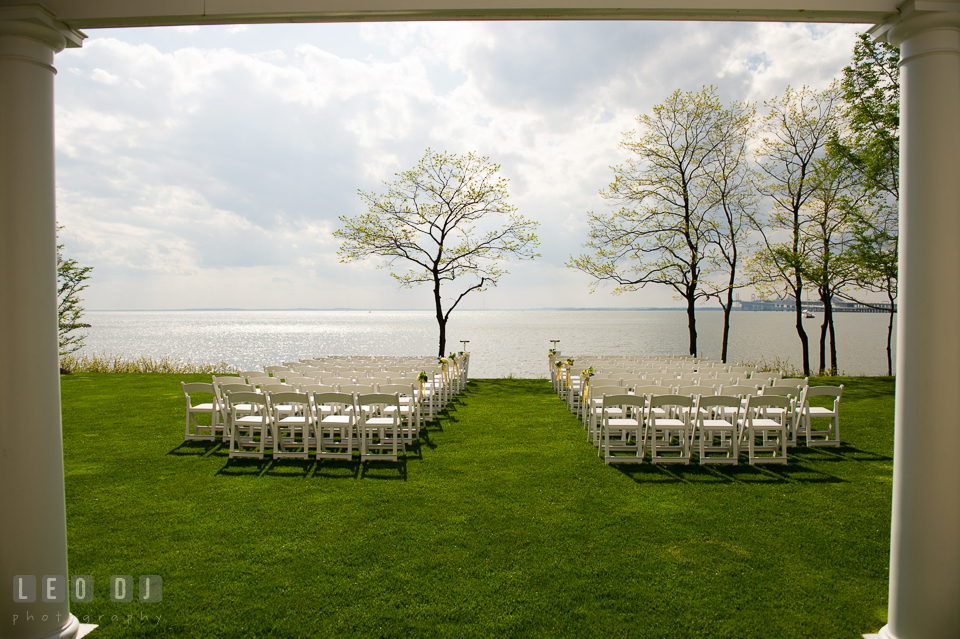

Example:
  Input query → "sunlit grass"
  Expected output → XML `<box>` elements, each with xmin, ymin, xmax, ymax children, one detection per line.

<box><xmin>61</xmin><ymin>375</ymin><xmax>892</xmax><ymax>638</ymax></box>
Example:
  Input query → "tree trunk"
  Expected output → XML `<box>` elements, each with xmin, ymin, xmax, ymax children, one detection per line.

<box><xmin>685</xmin><ymin>290</ymin><xmax>698</xmax><ymax>356</ymax></box>
<box><xmin>434</xmin><ymin>278</ymin><xmax>446</xmax><ymax>358</ymax></box>
<box><xmin>721</xmin><ymin>289</ymin><xmax>733</xmax><ymax>364</ymax></box>
<box><xmin>793</xmin><ymin>284</ymin><xmax>810</xmax><ymax>376</ymax></box>
<box><xmin>826</xmin><ymin>296</ymin><xmax>838</xmax><ymax>375</ymax></box>
<box><xmin>886</xmin><ymin>286</ymin><xmax>895</xmax><ymax>377</ymax></box>
<box><xmin>818</xmin><ymin>295</ymin><xmax>828</xmax><ymax>375</ymax></box>
<box><xmin>720</xmin><ymin>265</ymin><xmax>736</xmax><ymax>364</ymax></box>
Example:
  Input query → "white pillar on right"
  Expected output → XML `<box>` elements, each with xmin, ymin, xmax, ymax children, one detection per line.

<box><xmin>878</xmin><ymin>5</ymin><xmax>960</xmax><ymax>639</ymax></box>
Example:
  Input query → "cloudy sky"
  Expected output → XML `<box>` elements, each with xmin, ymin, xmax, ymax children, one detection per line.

<box><xmin>53</xmin><ymin>19</ymin><xmax>868</xmax><ymax>310</ymax></box>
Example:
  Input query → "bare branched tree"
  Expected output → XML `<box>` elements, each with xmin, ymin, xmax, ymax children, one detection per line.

<box><xmin>335</xmin><ymin>149</ymin><xmax>539</xmax><ymax>357</ymax></box>
<box><xmin>753</xmin><ymin>84</ymin><xmax>841</xmax><ymax>376</ymax></box>
<box><xmin>568</xmin><ymin>87</ymin><xmax>732</xmax><ymax>356</ymax></box>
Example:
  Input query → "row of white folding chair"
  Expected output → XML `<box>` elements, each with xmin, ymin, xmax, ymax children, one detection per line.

<box><xmin>205</xmin><ymin>379</ymin><xmax>421</xmax><ymax>441</ymax></box>
<box><xmin>582</xmin><ymin>380</ymin><xmax>808</xmax><ymax>446</ymax></box>
<box><xmin>597</xmin><ymin>393</ymin><xmax>794</xmax><ymax>466</ymax></box>
<box><xmin>592</xmin><ymin>382</ymin><xmax>833</xmax><ymax>463</ymax></box>
<box><xmin>223</xmin><ymin>389</ymin><xmax>408</xmax><ymax>462</ymax></box>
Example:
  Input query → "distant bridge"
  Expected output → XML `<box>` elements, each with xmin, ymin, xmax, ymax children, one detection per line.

<box><xmin>735</xmin><ymin>299</ymin><xmax>896</xmax><ymax>314</ymax></box>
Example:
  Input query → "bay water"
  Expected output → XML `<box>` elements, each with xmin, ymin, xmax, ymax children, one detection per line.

<box><xmin>78</xmin><ymin>309</ymin><xmax>897</xmax><ymax>378</ymax></box>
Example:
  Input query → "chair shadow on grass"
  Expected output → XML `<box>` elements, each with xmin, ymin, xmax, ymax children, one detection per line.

<box><xmin>263</xmin><ymin>457</ymin><xmax>316</xmax><ymax>478</ymax></box>
<box><xmin>418</xmin><ymin>427</ymin><xmax>438</xmax><ymax>451</ymax></box>
<box><xmin>612</xmin><ymin>458</ymin><xmax>847</xmax><ymax>485</ymax></box>
<box><xmin>215</xmin><ymin>456</ymin><xmax>272</xmax><ymax>477</ymax></box>
<box><xmin>359</xmin><ymin>456</ymin><xmax>407</xmax><ymax>481</ymax></box>
<box><xmin>167</xmin><ymin>439</ymin><xmax>222</xmax><ymax>457</ymax></box>
<box><xmin>790</xmin><ymin>443</ymin><xmax>891</xmax><ymax>463</ymax></box>
<box><xmin>313</xmin><ymin>457</ymin><xmax>361</xmax><ymax>479</ymax></box>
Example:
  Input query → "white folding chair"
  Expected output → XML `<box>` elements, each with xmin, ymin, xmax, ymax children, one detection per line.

<box><xmin>378</xmin><ymin>383</ymin><xmax>420</xmax><ymax>442</ymax></box>
<box><xmin>600</xmin><ymin>394</ymin><xmax>645</xmax><ymax>465</ymax></box>
<box><xmin>799</xmin><ymin>385</ymin><xmax>843</xmax><ymax>447</ymax></box>
<box><xmin>694</xmin><ymin>395</ymin><xmax>742</xmax><ymax>465</ymax></box>
<box><xmin>181</xmin><ymin>382</ymin><xmax>218</xmax><ymax>441</ymax></box>
<box><xmin>645</xmin><ymin>395</ymin><xmax>695</xmax><ymax>465</ymax></box>
<box><xmin>357</xmin><ymin>393</ymin><xmax>405</xmax><ymax>462</ymax></box>
<box><xmin>739</xmin><ymin>395</ymin><xmax>792</xmax><ymax>465</ymax></box>
<box><xmin>312</xmin><ymin>392</ymin><xmax>357</xmax><ymax>461</ymax></box>
<box><xmin>226</xmin><ymin>391</ymin><xmax>271</xmax><ymax>459</ymax></box>
<box><xmin>269</xmin><ymin>391</ymin><xmax>313</xmax><ymax>459</ymax></box>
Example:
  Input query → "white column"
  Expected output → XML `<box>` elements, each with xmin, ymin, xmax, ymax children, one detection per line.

<box><xmin>0</xmin><ymin>7</ymin><xmax>84</xmax><ymax>639</ymax></box>
<box><xmin>874</xmin><ymin>6</ymin><xmax>960</xmax><ymax>639</ymax></box>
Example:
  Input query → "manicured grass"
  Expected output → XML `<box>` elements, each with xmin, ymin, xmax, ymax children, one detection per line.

<box><xmin>61</xmin><ymin>375</ymin><xmax>893</xmax><ymax>638</ymax></box>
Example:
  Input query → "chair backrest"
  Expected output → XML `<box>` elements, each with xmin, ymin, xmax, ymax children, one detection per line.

<box><xmin>727</xmin><ymin>365</ymin><xmax>755</xmax><ymax>374</ymax></box>
<box><xmin>269</xmin><ymin>391</ymin><xmax>312</xmax><ymax>409</ymax></box>
<box><xmin>601</xmin><ymin>394</ymin><xmax>645</xmax><ymax>410</ymax></box>
<box><xmin>776</xmin><ymin>377</ymin><xmax>809</xmax><ymax>388</ymax></box>
<box><xmin>697</xmin><ymin>395</ymin><xmax>742</xmax><ymax>411</ymax></box>
<box><xmin>632</xmin><ymin>384</ymin><xmax>665</xmax><ymax>396</ymax></box>
<box><xmin>648</xmin><ymin>394</ymin><xmax>696</xmax><ymax>409</ymax></box>
<box><xmin>673</xmin><ymin>384</ymin><xmax>705</xmax><ymax>397</ymax></box>
<box><xmin>750</xmin><ymin>375</ymin><xmax>777</xmax><ymax>388</ymax></box>
<box><xmin>212</xmin><ymin>376</ymin><xmax>245</xmax><ymax>386</ymax></box>
<box><xmin>283</xmin><ymin>376</ymin><xmax>315</xmax><ymax>388</ymax></box>
<box><xmin>323</xmin><ymin>376</ymin><xmax>355</xmax><ymax>387</ymax></box>
<box><xmin>357</xmin><ymin>393</ymin><xmax>402</xmax><ymax>413</ymax></box>
<box><xmin>312</xmin><ymin>392</ymin><xmax>356</xmax><ymax>412</ymax></box>
<box><xmin>225</xmin><ymin>390</ymin><xmax>268</xmax><ymax>409</ymax></box>
<box><xmin>181</xmin><ymin>382</ymin><xmax>215</xmax><ymax>405</ymax></box>
<box><xmin>339</xmin><ymin>384</ymin><xmax>376</xmax><ymax>396</ymax></box>
<box><xmin>238</xmin><ymin>370</ymin><xmax>262</xmax><ymax>379</ymax></box>
<box><xmin>720</xmin><ymin>384</ymin><xmax>758</xmax><ymax>397</ymax></box>
<box><xmin>220</xmin><ymin>383</ymin><xmax>255</xmax><ymax>396</ymax></box>
<box><xmin>182</xmin><ymin>381</ymin><xmax>214</xmax><ymax>394</ymax></box>
<box><xmin>377</xmin><ymin>383</ymin><xmax>416</xmax><ymax>397</ymax></box>
<box><xmin>744</xmin><ymin>395</ymin><xmax>792</xmax><ymax>411</ymax></box>
<box><xmin>591</xmin><ymin>373</ymin><xmax>622</xmax><ymax>382</ymax></box>
<box><xmin>711</xmin><ymin>372</ymin><xmax>740</xmax><ymax>382</ymax></box>
<box><xmin>805</xmin><ymin>384</ymin><xmax>843</xmax><ymax>399</ymax></box>
<box><xmin>260</xmin><ymin>382</ymin><xmax>295</xmax><ymax>393</ymax></box>
<box><xmin>588</xmin><ymin>384</ymin><xmax>624</xmax><ymax>400</ymax></box>
<box><xmin>760</xmin><ymin>386</ymin><xmax>797</xmax><ymax>398</ymax></box>
<box><xmin>300</xmin><ymin>384</ymin><xmax>337</xmax><ymax>395</ymax></box>
<box><xmin>264</xmin><ymin>366</ymin><xmax>290</xmax><ymax>376</ymax></box>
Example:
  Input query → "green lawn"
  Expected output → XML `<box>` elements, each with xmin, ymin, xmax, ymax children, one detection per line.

<box><xmin>61</xmin><ymin>375</ymin><xmax>893</xmax><ymax>638</ymax></box>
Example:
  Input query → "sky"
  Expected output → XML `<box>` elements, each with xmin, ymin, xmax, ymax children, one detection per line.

<box><xmin>53</xmin><ymin>19</ymin><xmax>869</xmax><ymax>311</ymax></box>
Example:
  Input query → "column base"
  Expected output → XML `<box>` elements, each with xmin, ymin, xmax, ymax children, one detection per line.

<box><xmin>77</xmin><ymin>623</ymin><xmax>98</xmax><ymax>638</ymax></box>
<box><xmin>863</xmin><ymin>624</ymin><xmax>894</xmax><ymax>639</ymax></box>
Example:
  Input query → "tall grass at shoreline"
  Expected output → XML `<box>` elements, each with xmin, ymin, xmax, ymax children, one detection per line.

<box><xmin>59</xmin><ymin>352</ymin><xmax>237</xmax><ymax>375</ymax></box>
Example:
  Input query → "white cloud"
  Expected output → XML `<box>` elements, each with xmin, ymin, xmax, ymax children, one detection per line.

<box><xmin>53</xmin><ymin>21</ymin><xmax>864</xmax><ymax>310</ymax></box>
<box><xmin>90</xmin><ymin>68</ymin><xmax>120</xmax><ymax>84</ymax></box>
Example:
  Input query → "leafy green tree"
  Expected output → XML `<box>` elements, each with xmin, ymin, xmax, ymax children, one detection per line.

<box><xmin>335</xmin><ymin>149</ymin><xmax>539</xmax><ymax>357</ymax></box>
<box><xmin>57</xmin><ymin>227</ymin><xmax>94</xmax><ymax>359</ymax></box>
<box><xmin>848</xmin><ymin>204</ymin><xmax>898</xmax><ymax>375</ymax></box>
<box><xmin>833</xmin><ymin>33</ymin><xmax>899</xmax><ymax>200</ymax></box>
<box><xmin>568</xmin><ymin>87</ymin><xmax>733</xmax><ymax>356</ymax></box>
<box><xmin>753</xmin><ymin>84</ymin><xmax>841</xmax><ymax>376</ymax></box>
<box><xmin>831</xmin><ymin>33</ymin><xmax>899</xmax><ymax>375</ymax></box>
<box><xmin>800</xmin><ymin>150</ymin><xmax>867</xmax><ymax>375</ymax></box>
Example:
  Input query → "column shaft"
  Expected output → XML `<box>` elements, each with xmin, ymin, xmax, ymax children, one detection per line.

<box><xmin>883</xmin><ymin>10</ymin><xmax>960</xmax><ymax>639</ymax></box>
<box><xmin>0</xmin><ymin>16</ymin><xmax>80</xmax><ymax>639</ymax></box>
